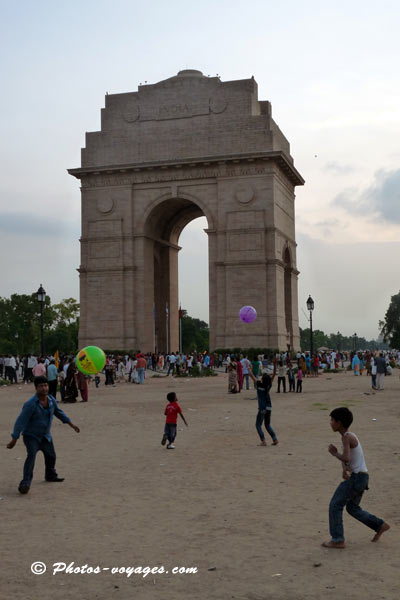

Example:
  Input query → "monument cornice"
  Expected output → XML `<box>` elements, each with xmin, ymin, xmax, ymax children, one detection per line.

<box><xmin>68</xmin><ymin>151</ymin><xmax>305</xmax><ymax>187</ymax></box>
<box><xmin>77</xmin><ymin>266</ymin><xmax>137</xmax><ymax>273</ymax></box>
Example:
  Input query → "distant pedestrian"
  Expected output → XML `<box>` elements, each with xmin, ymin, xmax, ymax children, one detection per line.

<box><xmin>287</xmin><ymin>364</ymin><xmax>295</xmax><ymax>392</ymax></box>
<box><xmin>161</xmin><ymin>392</ymin><xmax>188</xmax><ymax>449</ymax></box>
<box><xmin>255</xmin><ymin>370</ymin><xmax>278</xmax><ymax>446</ymax></box>
<box><xmin>47</xmin><ymin>359</ymin><xmax>58</xmax><ymax>399</ymax></box>
<box><xmin>296</xmin><ymin>367</ymin><xmax>303</xmax><ymax>392</ymax></box>
<box><xmin>375</xmin><ymin>353</ymin><xmax>386</xmax><ymax>390</ymax></box>
<box><xmin>76</xmin><ymin>370</ymin><xmax>89</xmax><ymax>402</ymax></box>
<box><xmin>277</xmin><ymin>361</ymin><xmax>287</xmax><ymax>393</ymax></box>
<box><xmin>64</xmin><ymin>362</ymin><xmax>78</xmax><ymax>403</ymax></box>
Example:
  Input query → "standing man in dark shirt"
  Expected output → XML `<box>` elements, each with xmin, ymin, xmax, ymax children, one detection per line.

<box><xmin>255</xmin><ymin>370</ymin><xmax>279</xmax><ymax>446</ymax></box>
<box><xmin>6</xmin><ymin>376</ymin><xmax>80</xmax><ymax>494</ymax></box>
<box><xmin>375</xmin><ymin>353</ymin><xmax>386</xmax><ymax>391</ymax></box>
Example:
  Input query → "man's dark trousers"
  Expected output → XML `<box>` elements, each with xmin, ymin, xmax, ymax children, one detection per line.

<box><xmin>21</xmin><ymin>435</ymin><xmax>58</xmax><ymax>486</ymax></box>
<box><xmin>48</xmin><ymin>379</ymin><xmax>57</xmax><ymax>399</ymax></box>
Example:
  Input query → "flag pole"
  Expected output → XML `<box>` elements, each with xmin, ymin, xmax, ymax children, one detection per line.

<box><xmin>179</xmin><ymin>305</ymin><xmax>182</xmax><ymax>353</ymax></box>
<box><xmin>153</xmin><ymin>303</ymin><xmax>156</xmax><ymax>353</ymax></box>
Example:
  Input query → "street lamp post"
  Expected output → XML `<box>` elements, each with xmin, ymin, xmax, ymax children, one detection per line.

<box><xmin>353</xmin><ymin>332</ymin><xmax>357</xmax><ymax>352</ymax></box>
<box><xmin>36</xmin><ymin>284</ymin><xmax>46</xmax><ymax>357</ymax></box>
<box><xmin>306</xmin><ymin>295</ymin><xmax>314</xmax><ymax>355</ymax></box>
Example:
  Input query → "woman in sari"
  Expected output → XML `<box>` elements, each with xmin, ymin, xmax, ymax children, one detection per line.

<box><xmin>227</xmin><ymin>355</ymin><xmax>238</xmax><ymax>393</ymax></box>
<box><xmin>352</xmin><ymin>353</ymin><xmax>360</xmax><ymax>376</ymax></box>
<box><xmin>64</xmin><ymin>361</ymin><xmax>78</xmax><ymax>403</ymax></box>
<box><xmin>236</xmin><ymin>354</ymin><xmax>244</xmax><ymax>392</ymax></box>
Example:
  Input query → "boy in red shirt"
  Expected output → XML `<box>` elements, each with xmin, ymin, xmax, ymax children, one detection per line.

<box><xmin>161</xmin><ymin>392</ymin><xmax>188</xmax><ymax>449</ymax></box>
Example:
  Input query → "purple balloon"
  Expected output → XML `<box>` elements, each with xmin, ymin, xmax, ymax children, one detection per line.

<box><xmin>239</xmin><ymin>305</ymin><xmax>257</xmax><ymax>323</ymax></box>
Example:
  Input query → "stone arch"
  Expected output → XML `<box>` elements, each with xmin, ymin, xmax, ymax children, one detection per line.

<box><xmin>69</xmin><ymin>70</ymin><xmax>304</xmax><ymax>352</ymax></box>
<box><xmin>138</xmin><ymin>190</ymin><xmax>214</xmax><ymax>236</ymax></box>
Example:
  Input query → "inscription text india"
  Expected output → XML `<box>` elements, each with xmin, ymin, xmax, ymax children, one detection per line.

<box><xmin>82</xmin><ymin>165</ymin><xmax>271</xmax><ymax>188</ymax></box>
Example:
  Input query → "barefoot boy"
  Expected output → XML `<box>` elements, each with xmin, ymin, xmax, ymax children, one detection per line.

<box><xmin>161</xmin><ymin>392</ymin><xmax>188</xmax><ymax>449</ymax></box>
<box><xmin>322</xmin><ymin>407</ymin><xmax>390</xmax><ymax>548</ymax></box>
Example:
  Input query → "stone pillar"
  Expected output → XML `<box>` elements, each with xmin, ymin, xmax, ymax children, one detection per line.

<box><xmin>168</xmin><ymin>245</ymin><xmax>180</xmax><ymax>352</ymax></box>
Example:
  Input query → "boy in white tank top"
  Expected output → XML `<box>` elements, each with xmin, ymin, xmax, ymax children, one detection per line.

<box><xmin>322</xmin><ymin>407</ymin><xmax>390</xmax><ymax>549</ymax></box>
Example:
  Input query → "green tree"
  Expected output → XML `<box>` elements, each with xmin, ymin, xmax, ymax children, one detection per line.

<box><xmin>181</xmin><ymin>313</ymin><xmax>209</xmax><ymax>352</ymax></box>
<box><xmin>0</xmin><ymin>293</ymin><xmax>53</xmax><ymax>354</ymax></box>
<box><xmin>52</xmin><ymin>298</ymin><xmax>80</xmax><ymax>326</ymax></box>
<box><xmin>300</xmin><ymin>328</ymin><xmax>328</xmax><ymax>351</ymax></box>
<box><xmin>0</xmin><ymin>294</ymin><xmax>80</xmax><ymax>355</ymax></box>
<box><xmin>380</xmin><ymin>291</ymin><xmax>400</xmax><ymax>348</ymax></box>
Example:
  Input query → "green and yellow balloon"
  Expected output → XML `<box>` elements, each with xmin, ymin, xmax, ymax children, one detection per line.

<box><xmin>76</xmin><ymin>346</ymin><xmax>106</xmax><ymax>375</ymax></box>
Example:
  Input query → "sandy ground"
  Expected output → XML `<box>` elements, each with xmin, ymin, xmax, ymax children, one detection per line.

<box><xmin>1</xmin><ymin>369</ymin><xmax>399</xmax><ymax>600</ymax></box>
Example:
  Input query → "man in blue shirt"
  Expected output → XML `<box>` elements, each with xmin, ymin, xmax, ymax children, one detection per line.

<box><xmin>47</xmin><ymin>359</ymin><xmax>58</xmax><ymax>398</ymax></box>
<box><xmin>7</xmin><ymin>375</ymin><xmax>80</xmax><ymax>494</ymax></box>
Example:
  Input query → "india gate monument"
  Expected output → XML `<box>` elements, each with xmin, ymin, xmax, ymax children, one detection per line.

<box><xmin>68</xmin><ymin>69</ymin><xmax>304</xmax><ymax>352</ymax></box>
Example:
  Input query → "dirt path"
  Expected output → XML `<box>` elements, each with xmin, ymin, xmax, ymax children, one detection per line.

<box><xmin>1</xmin><ymin>370</ymin><xmax>399</xmax><ymax>600</ymax></box>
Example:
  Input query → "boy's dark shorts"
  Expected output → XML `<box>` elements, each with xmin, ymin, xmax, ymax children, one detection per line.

<box><xmin>164</xmin><ymin>423</ymin><xmax>177</xmax><ymax>443</ymax></box>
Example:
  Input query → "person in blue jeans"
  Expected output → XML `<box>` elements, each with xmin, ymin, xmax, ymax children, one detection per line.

<box><xmin>255</xmin><ymin>371</ymin><xmax>279</xmax><ymax>446</ymax></box>
<box><xmin>241</xmin><ymin>356</ymin><xmax>253</xmax><ymax>390</ymax></box>
<box><xmin>6</xmin><ymin>376</ymin><xmax>80</xmax><ymax>494</ymax></box>
<box><xmin>322</xmin><ymin>407</ymin><xmax>390</xmax><ymax>548</ymax></box>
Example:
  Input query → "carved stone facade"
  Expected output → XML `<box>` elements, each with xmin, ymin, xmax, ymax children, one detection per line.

<box><xmin>69</xmin><ymin>69</ymin><xmax>304</xmax><ymax>352</ymax></box>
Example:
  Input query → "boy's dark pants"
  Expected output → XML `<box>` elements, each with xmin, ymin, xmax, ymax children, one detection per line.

<box><xmin>20</xmin><ymin>435</ymin><xmax>58</xmax><ymax>487</ymax></box>
<box><xmin>288</xmin><ymin>378</ymin><xmax>295</xmax><ymax>392</ymax></box>
<box><xmin>255</xmin><ymin>410</ymin><xmax>277</xmax><ymax>442</ymax></box>
<box><xmin>164</xmin><ymin>424</ymin><xmax>177</xmax><ymax>444</ymax></box>
<box><xmin>329</xmin><ymin>472</ymin><xmax>384</xmax><ymax>542</ymax></box>
<box><xmin>296</xmin><ymin>380</ymin><xmax>302</xmax><ymax>392</ymax></box>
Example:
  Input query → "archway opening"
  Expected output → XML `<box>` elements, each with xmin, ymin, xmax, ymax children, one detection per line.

<box><xmin>178</xmin><ymin>216</ymin><xmax>209</xmax><ymax>348</ymax></box>
<box><xmin>144</xmin><ymin>198</ymin><xmax>209</xmax><ymax>353</ymax></box>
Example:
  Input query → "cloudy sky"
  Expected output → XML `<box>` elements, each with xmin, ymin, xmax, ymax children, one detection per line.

<box><xmin>1</xmin><ymin>0</ymin><xmax>399</xmax><ymax>340</ymax></box>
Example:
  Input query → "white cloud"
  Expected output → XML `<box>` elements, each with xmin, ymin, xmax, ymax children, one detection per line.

<box><xmin>335</xmin><ymin>169</ymin><xmax>400</xmax><ymax>224</ymax></box>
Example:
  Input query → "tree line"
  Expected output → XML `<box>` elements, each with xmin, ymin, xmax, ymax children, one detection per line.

<box><xmin>299</xmin><ymin>328</ymin><xmax>387</xmax><ymax>352</ymax></box>
<box><xmin>0</xmin><ymin>290</ymin><xmax>399</xmax><ymax>355</ymax></box>
<box><xmin>0</xmin><ymin>294</ymin><xmax>79</xmax><ymax>355</ymax></box>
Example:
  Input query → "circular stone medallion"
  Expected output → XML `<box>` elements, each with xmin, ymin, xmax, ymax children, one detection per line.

<box><xmin>97</xmin><ymin>197</ymin><xmax>114</xmax><ymax>214</ymax></box>
<box><xmin>235</xmin><ymin>183</ymin><xmax>254</xmax><ymax>204</ymax></box>
<box><xmin>122</xmin><ymin>98</ymin><xmax>140</xmax><ymax>123</ymax></box>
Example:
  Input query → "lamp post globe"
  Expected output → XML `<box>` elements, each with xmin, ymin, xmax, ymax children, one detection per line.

<box><xmin>36</xmin><ymin>284</ymin><xmax>46</xmax><ymax>357</ymax></box>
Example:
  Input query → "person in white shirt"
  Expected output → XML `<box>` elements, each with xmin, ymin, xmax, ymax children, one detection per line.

<box><xmin>323</xmin><ymin>407</ymin><xmax>390</xmax><ymax>549</ymax></box>
<box><xmin>167</xmin><ymin>353</ymin><xmax>177</xmax><ymax>376</ymax></box>
<box><xmin>9</xmin><ymin>356</ymin><xmax>17</xmax><ymax>383</ymax></box>
<box><xmin>240</xmin><ymin>356</ymin><xmax>252</xmax><ymax>390</ymax></box>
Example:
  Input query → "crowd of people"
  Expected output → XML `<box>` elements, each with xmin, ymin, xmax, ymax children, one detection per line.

<box><xmin>223</xmin><ymin>349</ymin><xmax>400</xmax><ymax>395</ymax></box>
<box><xmin>2</xmin><ymin>349</ymin><xmax>398</xmax><ymax>395</ymax></box>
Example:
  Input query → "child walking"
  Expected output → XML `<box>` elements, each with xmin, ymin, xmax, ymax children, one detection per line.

<box><xmin>287</xmin><ymin>364</ymin><xmax>295</xmax><ymax>392</ymax></box>
<box><xmin>255</xmin><ymin>371</ymin><xmax>279</xmax><ymax>446</ymax></box>
<box><xmin>322</xmin><ymin>407</ymin><xmax>390</xmax><ymax>548</ymax></box>
<box><xmin>161</xmin><ymin>392</ymin><xmax>188</xmax><ymax>449</ymax></box>
<box><xmin>296</xmin><ymin>367</ymin><xmax>303</xmax><ymax>392</ymax></box>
